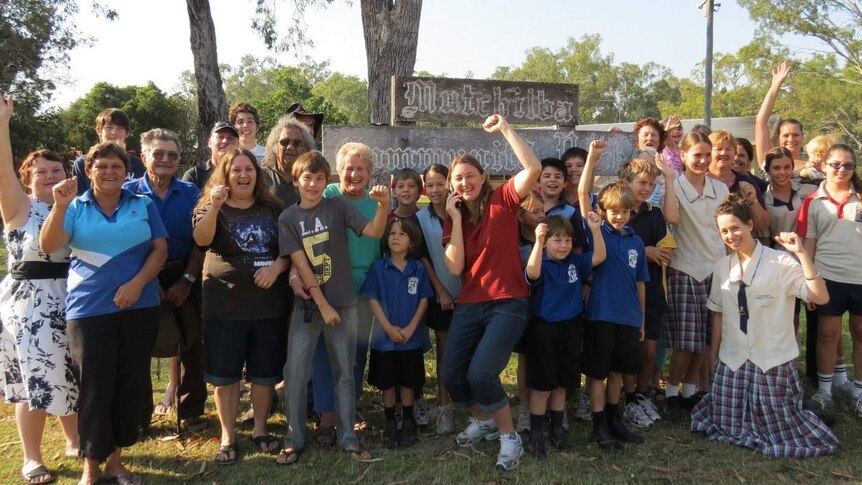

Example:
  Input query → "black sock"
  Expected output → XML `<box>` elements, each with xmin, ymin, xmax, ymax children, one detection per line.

<box><xmin>625</xmin><ymin>392</ymin><xmax>637</xmax><ymax>404</ymax></box>
<box><xmin>591</xmin><ymin>410</ymin><xmax>604</xmax><ymax>424</ymax></box>
<box><xmin>530</xmin><ymin>413</ymin><xmax>545</xmax><ymax>433</ymax></box>
<box><xmin>549</xmin><ymin>410</ymin><xmax>564</xmax><ymax>430</ymax></box>
<box><xmin>384</xmin><ymin>406</ymin><xmax>396</xmax><ymax>420</ymax></box>
<box><xmin>403</xmin><ymin>405</ymin><xmax>415</xmax><ymax>421</ymax></box>
<box><xmin>606</xmin><ymin>403</ymin><xmax>619</xmax><ymax>417</ymax></box>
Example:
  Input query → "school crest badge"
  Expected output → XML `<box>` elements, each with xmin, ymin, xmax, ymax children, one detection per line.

<box><xmin>628</xmin><ymin>249</ymin><xmax>638</xmax><ymax>269</ymax></box>
<box><xmin>408</xmin><ymin>276</ymin><xmax>419</xmax><ymax>295</ymax></box>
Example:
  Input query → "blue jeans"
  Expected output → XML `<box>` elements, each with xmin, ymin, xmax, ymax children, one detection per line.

<box><xmin>442</xmin><ymin>298</ymin><xmax>528</xmax><ymax>413</ymax></box>
<box><xmin>311</xmin><ymin>297</ymin><xmax>373</xmax><ymax>413</ymax></box>
<box><xmin>283</xmin><ymin>302</ymin><xmax>359</xmax><ymax>450</ymax></box>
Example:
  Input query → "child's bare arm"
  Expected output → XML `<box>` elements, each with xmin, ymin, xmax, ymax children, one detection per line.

<box><xmin>369</xmin><ymin>298</ymin><xmax>404</xmax><ymax>343</ymax></box>
<box><xmin>422</xmin><ymin>257</ymin><xmax>454</xmax><ymax>310</ymax></box>
<box><xmin>400</xmin><ymin>298</ymin><xmax>429</xmax><ymax>342</ymax></box>
<box><xmin>579</xmin><ymin>140</ymin><xmax>606</xmax><ymax>211</ymax></box>
<box><xmin>362</xmin><ymin>184</ymin><xmax>391</xmax><ymax>238</ymax></box>
<box><xmin>526</xmin><ymin>223</ymin><xmax>547</xmax><ymax>281</ymax></box>
<box><xmin>289</xmin><ymin>250</ymin><xmax>339</xmax><ymax>324</ymax></box>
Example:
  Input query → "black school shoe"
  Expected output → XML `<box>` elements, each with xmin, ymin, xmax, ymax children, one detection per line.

<box><xmin>401</xmin><ymin>416</ymin><xmax>418</xmax><ymax>447</ymax></box>
<box><xmin>550</xmin><ymin>426</ymin><xmax>573</xmax><ymax>451</ymax></box>
<box><xmin>384</xmin><ymin>418</ymin><xmax>400</xmax><ymax>448</ymax></box>
<box><xmin>665</xmin><ymin>395</ymin><xmax>684</xmax><ymax>421</ymax></box>
<box><xmin>591</xmin><ymin>415</ymin><xmax>623</xmax><ymax>454</ymax></box>
<box><xmin>607</xmin><ymin>410</ymin><xmax>644</xmax><ymax>444</ymax></box>
<box><xmin>529</xmin><ymin>430</ymin><xmax>547</xmax><ymax>458</ymax></box>
<box><xmin>685</xmin><ymin>391</ymin><xmax>708</xmax><ymax>411</ymax></box>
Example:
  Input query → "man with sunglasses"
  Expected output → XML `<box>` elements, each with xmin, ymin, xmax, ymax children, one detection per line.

<box><xmin>126</xmin><ymin>128</ymin><xmax>207</xmax><ymax>433</ymax></box>
<box><xmin>182</xmin><ymin>121</ymin><xmax>239</xmax><ymax>189</ymax></box>
<box><xmin>260</xmin><ymin>116</ymin><xmax>316</xmax><ymax>207</ymax></box>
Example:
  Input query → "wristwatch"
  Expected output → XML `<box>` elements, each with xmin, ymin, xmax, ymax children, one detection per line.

<box><xmin>182</xmin><ymin>273</ymin><xmax>197</xmax><ymax>284</ymax></box>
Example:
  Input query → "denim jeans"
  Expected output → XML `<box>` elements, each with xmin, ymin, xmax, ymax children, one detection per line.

<box><xmin>441</xmin><ymin>298</ymin><xmax>528</xmax><ymax>413</ymax></box>
<box><xmin>283</xmin><ymin>302</ymin><xmax>359</xmax><ymax>450</ymax></box>
<box><xmin>310</xmin><ymin>297</ymin><xmax>373</xmax><ymax>413</ymax></box>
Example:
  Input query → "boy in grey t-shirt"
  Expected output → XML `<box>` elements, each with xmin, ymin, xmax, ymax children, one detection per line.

<box><xmin>277</xmin><ymin>151</ymin><xmax>389</xmax><ymax>463</ymax></box>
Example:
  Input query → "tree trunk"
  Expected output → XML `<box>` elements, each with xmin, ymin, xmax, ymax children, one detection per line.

<box><xmin>186</xmin><ymin>0</ymin><xmax>228</xmax><ymax>162</ymax></box>
<box><xmin>361</xmin><ymin>0</ymin><xmax>422</xmax><ymax>124</ymax></box>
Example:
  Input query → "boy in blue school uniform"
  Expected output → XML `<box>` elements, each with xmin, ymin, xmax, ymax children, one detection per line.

<box><xmin>363</xmin><ymin>217</ymin><xmax>433</xmax><ymax>448</ymax></box>
<box><xmin>578</xmin><ymin>145</ymin><xmax>650</xmax><ymax>453</ymax></box>
<box><xmin>524</xmin><ymin>215</ymin><xmax>605</xmax><ymax>456</ymax></box>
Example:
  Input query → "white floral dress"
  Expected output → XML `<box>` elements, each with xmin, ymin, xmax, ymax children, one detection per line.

<box><xmin>0</xmin><ymin>199</ymin><xmax>77</xmax><ymax>415</ymax></box>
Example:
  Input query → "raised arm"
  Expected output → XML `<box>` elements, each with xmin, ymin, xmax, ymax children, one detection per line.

<box><xmin>192</xmin><ymin>185</ymin><xmax>228</xmax><ymax>246</ymax></box>
<box><xmin>755</xmin><ymin>62</ymin><xmax>791</xmax><ymax>168</ymax></box>
<box><xmin>482</xmin><ymin>114</ymin><xmax>541</xmax><ymax>198</ymax></box>
<box><xmin>525</xmin><ymin>223</ymin><xmax>547</xmax><ymax>281</ymax></box>
<box><xmin>578</xmin><ymin>140</ymin><xmax>606</xmax><ymax>212</ymax></box>
<box><xmin>0</xmin><ymin>95</ymin><xmax>31</xmax><ymax>227</ymax></box>
<box><xmin>40</xmin><ymin>178</ymin><xmax>77</xmax><ymax>254</ymax></box>
<box><xmin>657</xmin><ymin>153</ymin><xmax>680</xmax><ymax>224</ymax></box>
<box><xmin>443</xmin><ymin>192</ymin><xmax>465</xmax><ymax>276</ymax></box>
<box><xmin>584</xmin><ymin>211</ymin><xmax>606</xmax><ymax>266</ymax></box>
<box><xmin>776</xmin><ymin>232</ymin><xmax>828</xmax><ymax>305</ymax></box>
<box><xmin>362</xmin><ymin>184</ymin><xmax>390</xmax><ymax>238</ymax></box>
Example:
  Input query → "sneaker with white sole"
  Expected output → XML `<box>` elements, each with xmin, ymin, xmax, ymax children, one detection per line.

<box><xmin>807</xmin><ymin>390</ymin><xmax>834</xmax><ymax>413</ymax></box>
<box><xmin>574</xmin><ymin>392</ymin><xmax>592</xmax><ymax>421</ymax></box>
<box><xmin>515</xmin><ymin>404</ymin><xmax>530</xmax><ymax>433</ymax></box>
<box><xmin>413</xmin><ymin>396</ymin><xmax>430</xmax><ymax>426</ymax></box>
<box><xmin>455</xmin><ymin>417</ymin><xmax>499</xmax><ymax>446</ymax></box>
<box><xmin>855</xmin><ymin>396</ymin><xmax>862</xmax><ymax>418</ymax></box>
<box><xmin>623</xmin><ymin>401</ymin><xmax>652</xmax><ymax>429</ymax></box>
<box><xmin>636</xmin><ymin>394</ymin><xmax>661</xmax><ymax>424</ymax></box>
<box><xmin>832</xmin><ymin>380</ymin><xmax>857</xmax><ymax>401</ymax></box>
<box><xmin>436</xmin><ymin>404</ymin><xmax>454</xmax><ymax>435</ymax></box>
<box><xmin>495</xmin><ymin>432</ymin><xmax>525</xmax><ymax>471</ymax></box>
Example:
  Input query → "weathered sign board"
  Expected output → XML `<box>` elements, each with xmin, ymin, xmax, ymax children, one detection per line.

<box><xmin>391</xmin><ymin>76</ymin><xmax>579</xmax><ymax>126</ymax></box>
<box><xmin>322</xmin><ymin>125</ymin><xmax>636</xmax><ymax>182</ymax></box>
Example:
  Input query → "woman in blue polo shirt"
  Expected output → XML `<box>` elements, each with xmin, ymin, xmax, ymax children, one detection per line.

<box><xmin>41</xmin><ymin>142</ymin><xmax>167</xmax><ymax>485</ymax></box>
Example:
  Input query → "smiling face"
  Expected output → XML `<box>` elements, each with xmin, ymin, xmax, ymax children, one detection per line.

<box><xmin>227</xmin><ymin>155</ymin><xmax>257</xmax><ymax>199</ymax></box>
<box><xmin>210</xmin><ymin>129</ymin><xmax>239</xmax><ymax>161</ymax></box>
<box><xmin>668</xmin><ymin>126</ymin><xmax>683</xmax><ymax>146</ymax></box>
<box><xmin>540</xmin><ymin>166</ymin><xmax>565</xmax><ymax>199</ymax></box>
<box><xmin>87</xmin><ymin>155</ymin><xmax>127</xmax><ymax>195</ymax></box>
<box><xmin>450</xmin><ymin>161</ymin><xmax>485</xmax><ymax>202</ymax></box>
<box><xmin>602</xmin><ymin>206</ymin><xmax>632</xmax><ymax>232</ymax></box>
<box><xmin>338</xmin><ymin>153</ymin><xmax>371</xmax><ymax>197</ymax></box>
<box><xmin>29</xmin><ymin>158</ymin><xmax>66</xmax><ymax>201</ymax></box>
<box><xmin>683</xmin><ymin>142</ymin><xmax>712</xmax><ymax>176</ymax></box>
<box><xmin>734</xmin><ymin>144</ymin><xmax>751</xmax><ymax>173</ymax></box>
<box><xmin>824</xmin><ymin>149</ymin><xmax>857</xmax><ymax>187</ymax></box>
<box><xmin>767</xmin><ymin>156</ymin><xmax>793</xmax><ymax>188</ymax></box>
<box><xmin>711</xmin><ymin>140</ymin><xmax>737</xmax><ymax>172</ymax></box>
<box><xmin>394</xmin><ymin>177</ymin><xmax>421</xmax><ymax>208</ymax></box>
<box><xmin>142</xmin><ymin>139</ymin><xmax>180</xmax><ymax>180</ymax></box>
<box><xmin>424</xmin><ymin>171</ymin><xmax>448</xmax><ymax>206</ymax></box>
<box><xmin>717</xmin><ymin>213</ymin><xmax>754</xmax><ymax>253</ymax></box>
<box><xmin>234</xmin><ymin>112</ymin><xmax>258</xmax><ymax>148</ymax></box>
<box><xmin>545</xmin><ymin>232</ymin><xmax>573</xmax><ymax>261</ymax></box>
<box><xmin>637</xmin><ymin>125</ymin><xmax>661</xmax><ymax>150</ymax></box>
<box><xmin>564</xmin><ymin>157</ymin><xmax>586</xmax><ymax>190</ymax></box>
<box><xmin>628</xmin><ymin>174</ymin><xmax>656</xmax><ymax>205</ymax></box>
<box><xmin>294</xmin><ymin>169</ymin><xmax>328</xmax><ymax>203</ymax></box>
<box><xmin>779</xmin><ymin>122</ymin><xmax>803</xmax><ymax>157</ymax></box>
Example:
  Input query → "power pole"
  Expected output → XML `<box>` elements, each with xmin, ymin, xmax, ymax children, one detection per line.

<box><xmin>701</xmin><ymin>0</ymin><xmax>719</xmax><ymax>127</ymax></box>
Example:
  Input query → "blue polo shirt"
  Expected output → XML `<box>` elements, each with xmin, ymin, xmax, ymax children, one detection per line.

<box><xmin>585</xmin><ymin>222</ymin><xmax>650</xmax><ymax>328</ymax></box>
<box><xmin>124</xmin><ymin>176</ymin><xmax>200</xmax><ymax>261</ymax></box>
<box><xmin>362</xmin><ymin>256</ymin><xmax>433</xmax><ymax>351</ymax></box>
<box><xmin>546</xmin><ymin>199</ymin><xmax>589</xmax><ymax>251</ymax></box>
<box><xmin>63</xmin><ymin>188</ymin><xmax>168</xmax><ymax>319</ymax></box>
<box><xmin>527</xmin><ymin>252</ymin><xmax>592</xmax><ymax>322</ymax></box>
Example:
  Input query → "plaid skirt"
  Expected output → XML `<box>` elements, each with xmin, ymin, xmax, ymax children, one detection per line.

<box><xmin>691</xmin><ymin>360</ymin><xmax>838</xmax><ymax>458</ymax></box>
<box><xmin>665</xmin><ymin>269</ymin><xmax>711</xmax><ymax>352</ymax></box>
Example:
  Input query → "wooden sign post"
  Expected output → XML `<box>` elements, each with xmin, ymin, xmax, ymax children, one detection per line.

<box><xmin>322</xmin><ymin>75</ymin><xmax>635</xmax><ymax>182</ymax></box>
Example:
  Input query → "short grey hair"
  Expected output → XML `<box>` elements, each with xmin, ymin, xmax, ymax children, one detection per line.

<box><xmin>336</xmin><ymin>142</ymin><xmax>374</xmax><ymax>174</ymax></box>
<box><xmin>140</xmin><ymin>128</ymin><xmax>182</xmax><ymax>153</ymax></box>
<box><xmin>263</xmin><ymin>116</ymin><xmax>316</xmax><ymax>168</ymax></box>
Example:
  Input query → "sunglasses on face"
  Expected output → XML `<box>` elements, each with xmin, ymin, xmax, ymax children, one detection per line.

<box><xmin>150</xmin><ymin>150</ymin><xmax>180</xmax><ymax>162</ymax></box>
<box><xmin>827</xmin><ymin>162</ymin><xmax>856</xmax><ymax>171</ymax></box>
<box><xmin>279</xmin><ymin>138</ymin><xmax>305</xmax><ymax>148</ymax></box>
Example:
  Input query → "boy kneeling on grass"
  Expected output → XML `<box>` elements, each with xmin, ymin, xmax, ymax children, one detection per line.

<box><xmin>277</xmin><ymin>151</ymin><xmax>390</xmax><ymax>464</ymax></box>
<box><xmin>524</xmin><ymin>214</ymin><xmax>605</xmax><ymax>456</ymax></box>
<box><xmin>579</xmin><ymin>140</ymin><xmax>650</xmax><ymax>453</ymax></box>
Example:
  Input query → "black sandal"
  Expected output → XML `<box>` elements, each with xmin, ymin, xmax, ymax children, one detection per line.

<box><xmin>249</xmin><ymin>435</ymin><xmax>280</xmax><ymax>454</ymax></box>
<box><xmin>22</xmin><ymin>464</ymin><xmax>54</xmax><ymax>484</ymax></box>
<box><xmin>214</xmin><ymin>443</ymin><xmax>238</xmax><ymax>465</ymax></box>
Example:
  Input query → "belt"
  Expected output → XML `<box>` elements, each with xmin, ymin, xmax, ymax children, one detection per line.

<box><xmin>10</xmin><ymin>261</ymin><xmax>70</xmax><ymax>280</ymax></box>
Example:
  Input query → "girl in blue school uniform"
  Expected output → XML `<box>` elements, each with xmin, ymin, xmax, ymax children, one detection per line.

<box><xmin>362</xmin><ymin>217</ymin><xmax>433</xmax><ymax>448</ymax></box>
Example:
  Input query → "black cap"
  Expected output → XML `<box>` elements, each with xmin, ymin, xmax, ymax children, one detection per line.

<box><xmin>285</xmin><ymin>103</ymin><xmax>324</xmax><ymax>137</ymax></box>
<box><xmin>211</xmin><ymin>121</ymin><xmax>239</xmax><ymax>138</ymax></box>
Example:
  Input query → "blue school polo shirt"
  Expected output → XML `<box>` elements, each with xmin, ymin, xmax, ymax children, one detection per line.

<box><xmin>527</xmin><ymin>252</ymin><xmax>592</xmax><ymax>322</ymax></box>
<box><xmin>124</xmin><ymin>176</ymin><xmax>200</xmax><ymax>261</ymax></box>
<box><xmin>63</xmin><ymin>188</ymin><xmax>168</xmax><ymax>319</ymax></box>
<box><xmin>585</xmin><ymin>221</ymin><xmax>650</xmax><ymax>328</ymax></box>
<box><xmin>546</xmin><ymin>199</ymin><xmax>589</xmax><ymax>251</ymax></box>
<box><xmin>362</xmin><ymin>256</ymin><xmax>433</xmax><ymax>351</ymax></box>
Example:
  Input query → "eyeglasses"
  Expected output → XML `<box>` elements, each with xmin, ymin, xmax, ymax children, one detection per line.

<box><xmin>826</xmin><ymin>162</ymin><xmax>856</xmax><ymax>171</ymax></box>
<box><xmin>279</xmin><ymin>138</ymin><xmax>305</xmax><ymax>148</ymax></box>
<box><xmin>150</xmin><ymin>150</ymin><xmax>180</xmax><ymax>162</ymax></box>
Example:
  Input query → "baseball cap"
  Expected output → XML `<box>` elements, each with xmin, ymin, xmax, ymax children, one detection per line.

<box><xmin>211</xmin><ymin>121</ymin><xmax>239</xmax><ymax>138</ymax></box>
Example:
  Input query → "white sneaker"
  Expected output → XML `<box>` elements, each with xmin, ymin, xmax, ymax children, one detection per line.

<box><xmin>624</xmin><ymin>401</ymin><xmax>652</xmax><ymax>429</ymax></box>
<box><xmin>808</xmin><ymin>390</ymin><xmax>834</xmax><ymax>413</ymax></box>
<box><xmin>413</xmin><ymin>396</ymin><xmax>430</xmax><ymax>426</ymax></box>
<box><xmin>574</xmin><ymin>392</ymin><xmax>592</xmax><ymax>421</ymax></box>
<box><xmin>855</xmin><ymin>396</ymin><xmax>862</xmax><ymax>419</ymax></box>
<box><xmin>455</xmin><ymin>417</ymin><xmax>499</xmax><ymax>446</ymax></box>
<box><xmin>515</xmin><ymin>405</ymin><xmax>530</xmax><ymax>433</ymax></box>
<box><xmin>495</xmin><ymin>432</ymin><xmax>524</xmax><ymax>471</ymax></box>
<box><xmin>832</xmin><ymin>380</ymin><xmax>857</xmax><ymax>400</ymax></box>
<box><xmin>436</xmin><ymin>404</ymin><xmax>454</xmax><ymax>435</ymax></box>
<box><xmin>637</xmin><ymin>394</ymin><xmax>661</xmax><ymax>423</ymax></box>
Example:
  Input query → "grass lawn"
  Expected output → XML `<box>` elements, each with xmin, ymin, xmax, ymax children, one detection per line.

<box><xmin>0</xmin><ymin>243</ymin><xmax>861</xmax><ymax>483</ymax></box>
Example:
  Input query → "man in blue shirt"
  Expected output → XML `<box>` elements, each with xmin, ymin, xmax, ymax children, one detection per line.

<box><xmin>73</xmin><ymin>108</ymin><xmax>146</xmax><ymax>195</ymax></box>
<box><xmin>125</xmin><ymin>128</ymin><xmax>206</xmax><ymax>432</ymax></box>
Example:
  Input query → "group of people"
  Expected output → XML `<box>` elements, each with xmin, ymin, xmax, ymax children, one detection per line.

<box><xmin>0</xmin><ymin>60</ymin><xmax>859</xmax><ymax>483</ymax></box>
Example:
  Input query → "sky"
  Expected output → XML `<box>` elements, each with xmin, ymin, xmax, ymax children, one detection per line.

<box><xmin>51</xmin><ymin>0</ymin><xmax>821</xmax><ymax>108</ymax></box>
